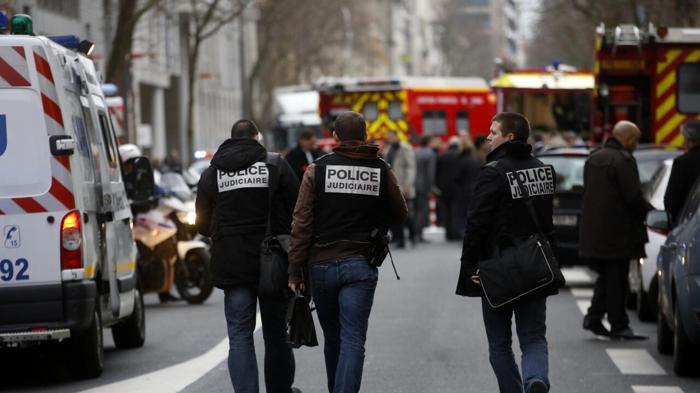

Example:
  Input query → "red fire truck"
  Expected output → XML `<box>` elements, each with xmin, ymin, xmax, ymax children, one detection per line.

<box><xmin>593</xmin><ymin>24</ymin><xmax>700</xmax><ymax>145</ymax></box>
<box><xmin>316</xmin><ymin>76</ymin><xmax>497</xmax><ymax>144</ymax></box>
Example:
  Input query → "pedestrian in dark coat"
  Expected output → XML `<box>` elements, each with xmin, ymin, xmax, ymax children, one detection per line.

<box><xmin>579</xmin><ymin>120</ymin><xmax>653</xmax><ymax>340</ymax></box>
<box><xmin>436</xmin><ymin>138</ymin><xmax>462</xmax><ymax>240</ymax></box>
<box><xmin>457</xmin><ymin>112</ymin><xmax>556</xmax><ymax>393</ymax></box>
<box><xmin>413</xmin><ymin>135</ymin><xmax>437</xmax><ymax>242</ymax></box>
<box><xmin>664</xmin><ymin>120</ymin><xmax>700</xmax><ymax>224</ymax></box>
<box><xmin>285</xmin><ymin>130</ymin><xmax>322</xmax><ymax>180</ymax></box>
<box><xmin>195</xmin><ymin>120</ymin><xmax>302</xmax><ymax>393</ymax></box>
<box><xmin>453</xmin><ymin>146</ymin><xmax>481</xmax><ymax>236</ymax></box>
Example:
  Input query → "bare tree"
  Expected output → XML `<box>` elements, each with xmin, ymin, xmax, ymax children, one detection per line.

<box><xmin>184</xmin><ymin>0</ymin><xmax>250</xmax><ymax>155</ymax></box>
<box><xmin>105</xmin><ymin>0</ymin><xmax>162</xmax><ymax>84</ymax></box>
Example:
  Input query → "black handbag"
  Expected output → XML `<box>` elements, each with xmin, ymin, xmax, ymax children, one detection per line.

<box><xmin>479</xmin><ymin>171</ymin><xmax>566</xmax><ymax>308</ymax></box>
<box><xmin>258</xmin><ymin>154</ymin><xmax>290</xmax><ymax>298</ymax></box>
<box><xmin>286</xmin><ymin>290</ymin><xmax>318</xmax><ymax>348</ymax></box>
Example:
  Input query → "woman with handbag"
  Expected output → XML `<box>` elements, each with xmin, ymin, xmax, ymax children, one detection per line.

<box><xmin>456</xmin><ymin>113</ymin><xmax>564</xmax><ymax>393</ymax></box>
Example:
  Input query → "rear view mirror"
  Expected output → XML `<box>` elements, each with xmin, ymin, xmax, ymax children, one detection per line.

<box><xmin>50</xmin><ymin>135</ymin><xmax>75</xmax><ymax>156</ymax></box>
<box><xmin>646</xmin><ymin>209</ymin><xmax>670</xmax><ymax>235</ymax></box>
<box><xmin>122</xmin><ymin>156</ymin><xmax>154</xmax><ymax>201</ymax></box>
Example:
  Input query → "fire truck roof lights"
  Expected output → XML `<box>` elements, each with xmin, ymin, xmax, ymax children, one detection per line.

<box><xmin>0</xmin><ymin>11</ymin><xmax>8</xmax><ymax>31</ymax></box>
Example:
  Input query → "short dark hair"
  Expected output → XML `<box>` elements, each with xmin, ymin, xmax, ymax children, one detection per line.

<box><xmin>419</xmin><ymin>135</ymin><xmax>433</xmax><ymax>147</ymax></box>
<box><xmin>298</xmin><ymin>130</ymin><xmax>316</xmax><ymax>141</ymax></box>
<box><xmin>492</xmin><ymin>112</ymin><xmax>530</xmax><ymax>142</ymax></box>
<box><xmin>682</xmin><ymin>119</ymin><xmax>700</xmax><ymax>142</ymax></box>
<box><xmin>231</xmin><ymin>119</ymin><xmax>259</xmax><ymax>139</ymax></box>
<box><xmin>333</xmin><ymin>111</ymin><xmax>366</xmax><ymax>141</ymax></box>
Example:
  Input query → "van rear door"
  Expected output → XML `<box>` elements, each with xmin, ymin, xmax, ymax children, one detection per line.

<box><xmin>0</xmin><ymin>44</ymin><xmax>66</xmax><ymax>323</ymax></box>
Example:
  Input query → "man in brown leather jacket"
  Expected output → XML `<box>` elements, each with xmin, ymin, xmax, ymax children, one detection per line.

<box><xmin>287</xmin><ymin>111</ymin><xmax>406</xmax><ymax>393</ymax></box>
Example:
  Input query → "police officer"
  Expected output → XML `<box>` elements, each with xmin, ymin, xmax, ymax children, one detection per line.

<box><xmin>287</xmin><ymin>111</ymin><xmax>407</xmax><ymax>393</ymax></box>
<box><xmin>456</xmin><ymin>113</ymin><xmax>557</xmax><ymax>393</ymax></box>
<box><xmin>195</xmin><ymin>119</ymin><xmax>302</xmax><ymax>393</ymax></box>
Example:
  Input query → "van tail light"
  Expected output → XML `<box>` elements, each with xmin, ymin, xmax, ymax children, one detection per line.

<box><xmin>60</xmin><ymin>210</ymin><xmax>82</xmax><ymax>270</ymax></box>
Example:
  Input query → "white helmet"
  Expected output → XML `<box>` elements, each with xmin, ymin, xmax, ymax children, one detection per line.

<box><xmin>118</xmin><ymin>143</ymin><xmax>142</xmax><ymax>162</ymax></box>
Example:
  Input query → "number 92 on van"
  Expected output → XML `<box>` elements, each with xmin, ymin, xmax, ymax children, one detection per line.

<box><xmin>0</xmin><ymin>258</ymin><xmax>30</xmax><ymax>282</ymax></box>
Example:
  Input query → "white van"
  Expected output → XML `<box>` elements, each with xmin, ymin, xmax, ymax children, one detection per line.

<box><xmin>0</xmin><ymin>19</ymin><xmax>148</xmax><ymax>378</ymax></box>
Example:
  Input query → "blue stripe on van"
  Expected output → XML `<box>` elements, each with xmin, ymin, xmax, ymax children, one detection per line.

<box><xmin>0</xmin><ymin>114</ymin><xmax>6</xmax><ymax>157</ymax></box>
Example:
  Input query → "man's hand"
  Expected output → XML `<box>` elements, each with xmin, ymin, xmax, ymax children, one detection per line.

<box><xmin>288</xmin><ymin>282</ymin><xmax>305</xmax><ymax>293</ymax></box>
<box><xmin>470</xmin><ymin>275</ymin><xmax>481</xmax><ymax>285</ymax></box>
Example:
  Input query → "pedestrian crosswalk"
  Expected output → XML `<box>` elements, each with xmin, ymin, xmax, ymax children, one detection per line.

<box><xmin>566</xmin><ymin>268</ymin><xmax>687</xmax><ymax>393</ymax></box>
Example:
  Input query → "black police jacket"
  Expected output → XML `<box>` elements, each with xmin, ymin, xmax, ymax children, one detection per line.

<box><xmin>456</xmin><ymin>141</ymin><xmax>557</xmax><ymax>297</ymax></box>
<box><xmin>313</xmin><ymin>152</ymin><xmax>390</xmax><ymax>243</ymax></box>
<box><xmin>195</xmin><ymin>138</ymin><xmax>299</xmax><ymax>288</ymax></box>
<box><xmin>665</xmin><ymin>144</ymin><xmax>700</xmax><ymax>224</ymax></box>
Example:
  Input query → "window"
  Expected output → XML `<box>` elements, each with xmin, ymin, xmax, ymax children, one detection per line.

<box><xmin>388</xmin><ymin>101</ymin><xmax>403</xmax><ymax>120</ymax></box>
<box><xmin>38</xmin><ymin>0</ymin><xmax>79</xmax><ymax>18</ymax></box>
<box><xmin>98</xmin><ymin>112</ymin><xmax>118</xmax><ymax>169</ymax></box>
<box><xmin>422</xmin><ymin>110</ymin><xmax>447</xmax><ymax>135</ymax></box>
<box><xmin>363</xmin><ymin>102</ymin><xmax>378</xmax><ymax>121</ymax></box>
<box><xmin>677</xmin><ymin>63</ymin><xmax>700</xmax><ymax>114</ymax></box>
<box><xmin>456</xmin><ymin>111</ymin><xmax>470</xmax><ymax>133</ymax></box>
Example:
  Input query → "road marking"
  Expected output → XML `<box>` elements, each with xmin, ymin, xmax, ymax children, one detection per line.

<box><xmin>79</xmin><ymin>313</ymin><xmax>262</xmax><ymax>393</ymax></box>
<box><xmin>606</xmin><ymin>349</ymin><xmax>666</xmax><ymax>375</ymax></box>
<box><xmin>570</xmin><ymin>288</ymin><xmax>594</xmax><ymax>298</ymax></box>
<box><xmin>562</xmin><ymin>267</ymin><xmax>594</xmax><ymax>285</ymax></box>
<box><xmin>632</xmin><ymin>386</ymin><xmax>684</xmax><ymax>393</ymax></box>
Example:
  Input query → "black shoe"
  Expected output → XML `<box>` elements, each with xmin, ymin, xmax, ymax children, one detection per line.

<box><xmin>610</xmin><ymin>328</ymin><xmax>648</xmax><ymax>340</ymax></box>
<box><xmin>291</xmin><ymin>388</ymin><xmax>303</xmax><ymax>393</ymax></box>
<box><xmin>583</xmin><ymin>316</ymin><xmax>610</xmax><ymax>337</ymax></box>
<box><xmin>527</xmin><ymin>380</ymin><xmax>549</xmax><ymax>393</ymax></box>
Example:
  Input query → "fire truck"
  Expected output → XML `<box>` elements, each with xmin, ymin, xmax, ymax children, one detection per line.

<box><xmin>316</xmin><ymin>76</ymin><xmax>497</xmax><ymax>144</ymax></box>
<box><xmin>491</xmin><ymin>67</ymin><xmax>594</xmax><ymax>134</ymax></box>
<box><xmin>593</xmin><ymin>24</ymin><xmax>700</xmax><ymax>145</ymax></box>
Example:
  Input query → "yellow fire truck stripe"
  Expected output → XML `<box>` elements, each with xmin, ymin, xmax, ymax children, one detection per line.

<box><xmin>657</xmin><ymin>49</ymin><xmax>682</xmax><ymax>74</ymax></box>
<box><xmin>669</xmin><ymin>133</ymin><xmax>685</xmax><ymax>146</ymax></box>
<box><xmin>352</xmin><ymin>93</ymin><xmax>371</xmax><ymax>112</ymax></box>
<box><xmin>656</xmin><ymin>95</ymin><xmax>676</xmax><ymax>121</ymax></box>
<box><xmin>657</xmin><ymin>71</ymin><xmax>676</xmax><ymax>98</ymax></box>
<box><xmin>657</xmin><ymin>113</ymin><xmax>686</xmax><ymax>142</ymax></box>
<box><xmin>384</xmin><ymin>92</ymin><xmax>395</xmax><ymax>101</ymax></box>
<box><xmin>378</xmin><ymin>99</ymin><xmax>388</xmax><ymax>110</ymax></box>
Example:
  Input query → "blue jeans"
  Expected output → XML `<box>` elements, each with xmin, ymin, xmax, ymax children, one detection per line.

<box><xmin>310</xmin><ymin>258</ymin><xmax>378</xmax><ymax>393</ymax></box>
<box><xmin>481</xmin><ymin>296</ymin><xmax>549</xmax><ymax>393</ymax></box>
<box><xmin>224</xmin><ymin>287</ymin><xmax>295</xmax><ymax>393</ymax></box>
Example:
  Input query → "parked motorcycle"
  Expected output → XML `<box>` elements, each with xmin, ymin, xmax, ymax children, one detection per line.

<box><xmin>132</xmin><ymin>172</ymin><xmax>213</xmax><ymax>304</ymax></box>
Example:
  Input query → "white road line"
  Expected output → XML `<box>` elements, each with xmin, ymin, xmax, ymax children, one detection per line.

<box><xmin>632</xmin><ymin>386</ymin><xmax>684</xmax><ymax>393</ymax></box>
<box><xmin>570</xmin><ymin>288</ymin><xmax>594</xmax><ymax>298</ymax></box>
<box><xmin>562</xmin><ymin>267</ymin><xmax>594</xmax><ymax>285</ymax></box>
<box><xmin>79</xmin><ymin>313</ymin><xmax>262</xmax><ymax>393</ymax></box>
<box><xmin>606</xmin><ymin>349</ymin><xmax>666</xmax><ymax>375</ymax></box>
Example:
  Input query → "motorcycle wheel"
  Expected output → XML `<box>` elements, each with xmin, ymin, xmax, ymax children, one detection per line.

<box><xmin>175</xmin><ymin>248</ymin><xmax>213</xmax><ymax>304</ymax></box>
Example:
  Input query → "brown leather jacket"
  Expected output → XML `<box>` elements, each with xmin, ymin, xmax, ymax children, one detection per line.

<box><xmin>288</xmin><ymin>140</ymin><xmax>408</xmax><ymax>284</ymax></box>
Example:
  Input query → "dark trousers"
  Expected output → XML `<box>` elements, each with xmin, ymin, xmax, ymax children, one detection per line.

<box><xmin>413</xmin><ymin>191</ymin><xmax>430</xmax><ymax>236</ymax></box>
<box><xmin>310</xmin><ymin>258</ymin><xmax>378</xmax><ymax>393</ymax></box>
<box><xmin>438</xmin><ymin>197</ymin><xmax>461</xmax><ymax>240</ymax></box>
<box><xmin>482</xmin><ymin>296</ymin><xmax>550</xmax><ymax>393</ymax></box>
<box><xmin>391</xmin><ymin>199</ymin><xmax>415</xmax><ymax>246</ymax></box>
<box><xmin>586</xmin><ymin>258</ymin><xmax>630</xmax><ymax>332</ymax></box>
<box><xmin>224</xmin><ymin>287</ymin><xmax>295</xmax><ymax>393</ymax></box>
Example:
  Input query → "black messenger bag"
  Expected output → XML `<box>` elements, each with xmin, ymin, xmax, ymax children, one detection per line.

<box><xmin>479</xmin><ymin>171</ymin><xmax>565</xmax><ymax>308</ymax></box>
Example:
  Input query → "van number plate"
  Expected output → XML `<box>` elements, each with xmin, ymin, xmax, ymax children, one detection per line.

<box><xmin>0</xmin><ymin>258</ymin><xmax>30</xmax><ymax>282</ymax></box>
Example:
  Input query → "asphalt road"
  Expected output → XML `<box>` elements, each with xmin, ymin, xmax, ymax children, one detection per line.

<box><xmin>2</xmin><ymin>236</ymin><xmax>699</xmax><ymax>393</ymax></box>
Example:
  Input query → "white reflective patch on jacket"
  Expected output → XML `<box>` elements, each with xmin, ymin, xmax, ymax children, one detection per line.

<box><xmin>217</xmin><ymin>162</ymin><xmax>269</xmax><ymax>192</ymax></box>
<box><xmin>506</xmin><ymin>167</ymin><xmax>555</xmax><ymax>199</ymax></box>
<box><xmin>324</xmin><ymin>165</ymin><xmax>381</xmax><ymax>196</ymax></box>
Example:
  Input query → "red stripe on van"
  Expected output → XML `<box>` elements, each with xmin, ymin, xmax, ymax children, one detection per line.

<box><xmin>49</xmin><ymin>178</ymin><xmax>75</xmax><ymax>209</ymax></box>
<box><xmin>12</xmin><ymin>198</ymin><xmax>47</xmax><ymax>213</ymax></box>
<box><xmin>54</xmin><ymin>156</ymin><xmax>71</xmax><ymax>171</ymax></box>
<box><xmin>0</xmin><ymin>208</ymin><xmax>5</xmax><ymax>215</ymax></box>
<box><xmin>0</xmin><ymin>56</ymin><xmax>30</xmax><ymax>86</ymax></box>
<box><xmin>41</xmin><ymin>93</ymin><xmax>64</xmax><ymax>127</ymax></box>
<box><xmin>33</xmin><ymin>52</ymin><xmax>54</xmax><ymax>83</ymax></box>
<box><xmin>12</xmin><ymin>46</ymin><xmax>25</xmax><ymax>59</ymax></box>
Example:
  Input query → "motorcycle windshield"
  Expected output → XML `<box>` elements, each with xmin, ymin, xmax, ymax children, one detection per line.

<box><xmin>159</xmin><ymin>172</ymin><xmax>193</xmax><ymax>201</ymax></box>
